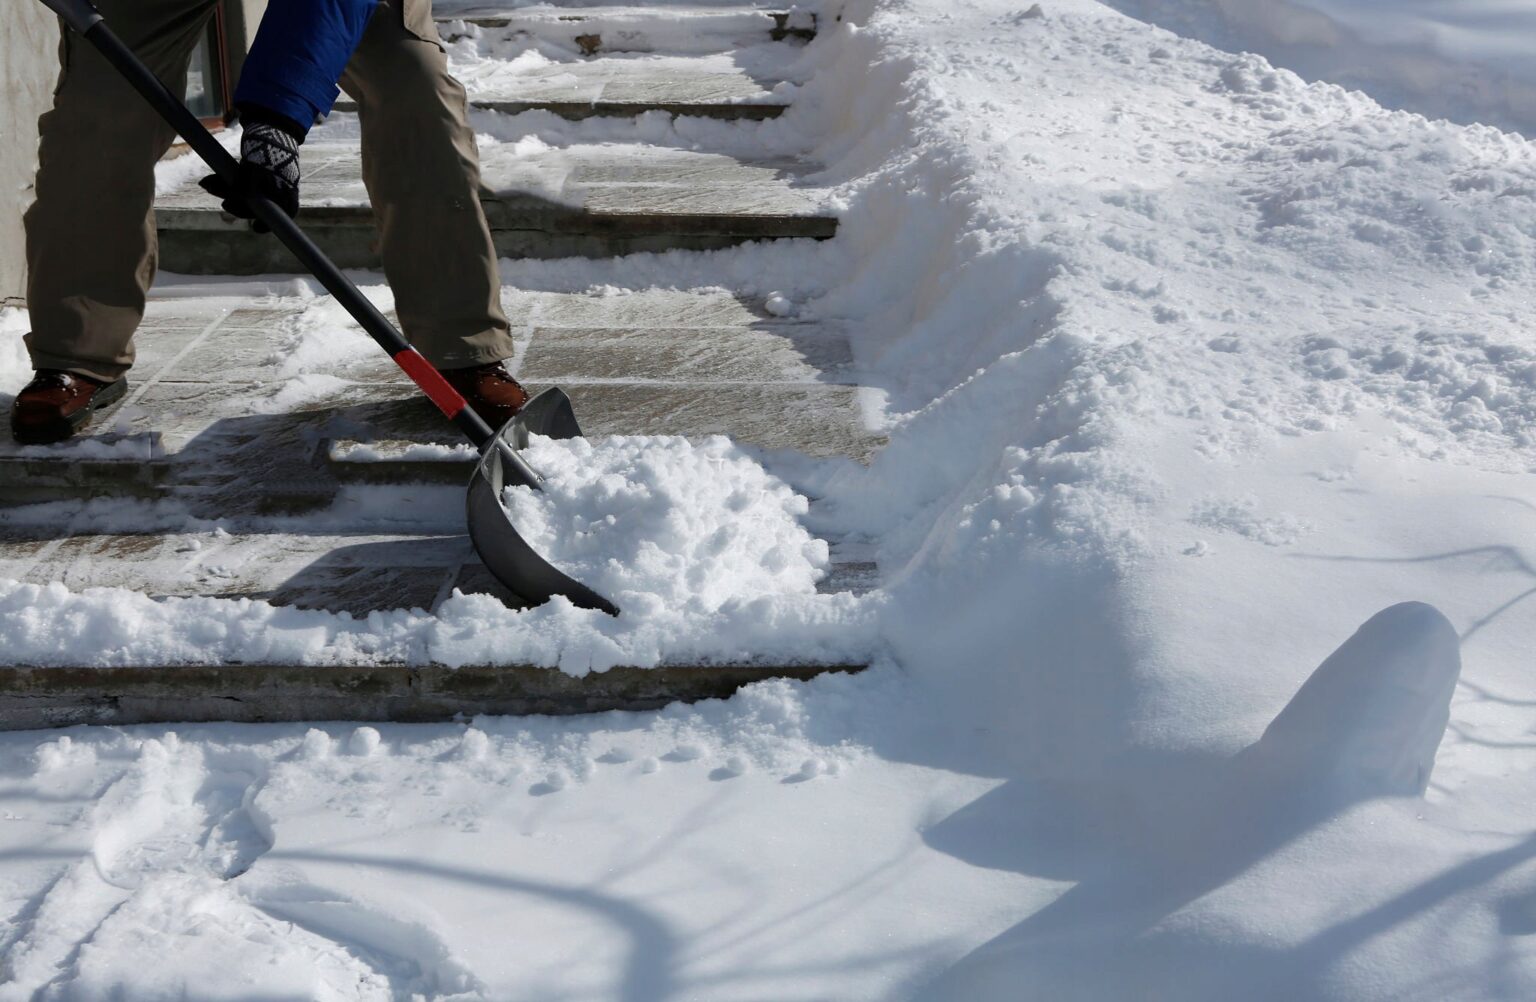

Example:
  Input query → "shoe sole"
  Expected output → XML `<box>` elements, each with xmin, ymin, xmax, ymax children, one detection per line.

<box><xmin>10</xmin><ymin>377</ymin><xmax>130</xmax><ymax>446</ymax></box>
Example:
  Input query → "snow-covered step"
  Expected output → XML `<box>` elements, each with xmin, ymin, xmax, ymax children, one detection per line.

<box><xmin>337</xmin><ymin>54</ymin><xmax>793</xmax><ymax>120</ymax></box>
<box><xmin>434</xmin><ymin>4</ymin><xmax>817</xmax><ymax>52</ymax></box>
<box><xmin>0</xmin><ymin>661</ymin><xmax>864</xmax><ymax>730</ymax></box>
<box><xmin>155</xmin><ymin>145</ymin><xmax>836</xmax><ymax>273</ymax></box>
<box><xmin>0</xmin><ymin>526</ymin><xmax>879</xmax><ymax>613</ymax></box>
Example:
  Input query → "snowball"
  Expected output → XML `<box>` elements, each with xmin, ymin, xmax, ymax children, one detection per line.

<box><xmin>299</xmin><ymin>729</ymin><xmax>332</xmax><ymax>761</ymax></box>
<box><xmin>348</xmin><ymin>727</ymin><xmax>382</xmax><ymax>757</ymax></box>
<box><xmin>459</xmin><ymin>729</ymin><xmax>490</xmax><ymax>762</ymax></box>
<box><xmin>764</xmin><ymin>292</ymin><xmax>796</xmax><ymax>317</ymax></box>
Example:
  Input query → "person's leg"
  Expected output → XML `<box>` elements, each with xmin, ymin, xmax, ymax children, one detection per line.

<box><xmin>24</xmin><ymin>0</ymin><xmax>218</xmax><ymax>383</ymax></box>
<box><xmin>339</xmin><ymin>0</ymin><xmax>515</xmax><ymax>370</ymax></box>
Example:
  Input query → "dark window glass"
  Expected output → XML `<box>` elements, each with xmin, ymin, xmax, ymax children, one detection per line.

<box><xmin>184</xmin><ymin>16</ymin><xmax>225</xmax><ymax>120</ymax></box>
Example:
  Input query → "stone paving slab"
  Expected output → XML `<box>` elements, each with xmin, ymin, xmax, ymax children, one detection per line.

<box><xmin>0</xmin><ymin>291</ymin><xmax>876</xmax><ymax>498</ymax></box>
<box><xmin>156</xmin><ymin>146</ymin><xmax>836</xmax><ymax>272</ymax></box>
<box><xmin>516</xmin><ymin>325</ymin><xmax>854</xmax><ymax>383</ymax></box>
<box><xmin>433</xmin><ymin>5</ymin><xmax>814</xmax><ymax>50</ymax></box>
<box><xmin>337</xmin><ymin>56</ymin><xmax>789</xmax><ymax>120</ymax></box>
<box><xmin>316</xmin><ymin>378</ymin><xmax>877</xmax><ymax>467</ymax></box>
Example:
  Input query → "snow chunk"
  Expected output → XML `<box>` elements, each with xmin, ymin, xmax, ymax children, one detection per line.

<box><xmin>504</xmin><ymin>434</ymin><xmax>832</xmax><ymax>615</ymax></box>
<box><xmin>348</xmin><ymin>727</ymin><xmax>383</xmax><ymax>758</ymax></box>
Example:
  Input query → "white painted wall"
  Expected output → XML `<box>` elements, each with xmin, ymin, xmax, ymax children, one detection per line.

<box><xmin>0</xmin><ymin>2</ymin><xmax>269</xmax><ymax>304</ymax></box>
<box><xmin>0</xmin><ymin>6</ymin><xmax>62</xmax><ymax>304</ymax></box>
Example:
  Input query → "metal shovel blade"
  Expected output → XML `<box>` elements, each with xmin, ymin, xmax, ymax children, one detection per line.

<box><xmin>466</xmin><ymin>388</ymin><xmax>620</xmax><ymax>616</ymax></box>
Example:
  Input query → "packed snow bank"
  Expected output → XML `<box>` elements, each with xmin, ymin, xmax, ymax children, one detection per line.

<box><xmin>736</xmin><ymin>1</ymin><xmax>1536</xmax><ymax>995</ymax></box>
<box><xmin>1108</xmin><ymin>0</ymin><xmax>1536</xmax><ymax>135</ymax></box>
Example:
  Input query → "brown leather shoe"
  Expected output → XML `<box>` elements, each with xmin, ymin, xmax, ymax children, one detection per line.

<box><xmin>9</xmin><ymin>370</ymin><xmax>129</xmax><ymax>445</ymax></box>
<box><xmin>442</xmin><ymin>362</ymin><xmax>530</xmax><ymax>430</ymax></box>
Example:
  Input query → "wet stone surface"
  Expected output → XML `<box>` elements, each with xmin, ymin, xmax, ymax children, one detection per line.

<box><xmin>155</xmin><ymin>146</ymin><xmax>836</xmax><ymax>272</ymax></box>
<box><xmin>158</xmin><ymin>146</ymin><xmax>830</xmax><ymax>224</ymax></box>
<box><xmin>431</xmin><ymin>4</ymin><xmax>813</xmax><ymax>57</ymax></box>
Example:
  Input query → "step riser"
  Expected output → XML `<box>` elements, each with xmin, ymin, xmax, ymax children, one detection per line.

<box><xmin>156</xmin><ymin>221</ymin><xmax>835</xmax><ymax>274</ymax></box>
<box><xmin>335</xmin><ymin>99</ymin><xmax>786</xmax><ymax>121</ymax></box>
<box><xmin>0</xmin><ymin>663</ymin><xmax>864</xmax><ymax>730</ymax></box>
<box><xmin>155</xmin><ymin>145</ymin><xmax>836</xmax><ymax>274</ymax></box>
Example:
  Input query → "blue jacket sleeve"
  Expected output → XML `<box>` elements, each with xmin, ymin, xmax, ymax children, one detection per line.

<box><xmin>233</xmin><ymin>0</ymin><xmax>379</xmax><ymax>135</ymax></box>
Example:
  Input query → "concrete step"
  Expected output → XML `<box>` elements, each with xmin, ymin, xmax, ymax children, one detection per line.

<box><xmin>338</xmin><ymin>54</ymin><xmax>792</xmax><ymax>120</ymax></box>
<box><xmin>434</xmin><ymin>4</ymin><xmax>817</xmax><ymax>51</ymax></box>
<box><xmin>0</xmin><ymin>291</ymin><xmax>880</xmax><ymax>508</ymax></box>
<box><xmin>155</xmin><ymin>145</ymin><xmax>836</xmax><ymax>273</ymax></box>
<box><xmin>0</xmin><ymin>662</ymin><xmax>862</xmax><ymax>730</ymax></box>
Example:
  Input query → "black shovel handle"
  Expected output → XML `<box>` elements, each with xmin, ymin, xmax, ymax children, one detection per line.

<box><xmin>41</xmin><ymin>0</ymin><xmax>545</xmax><ymax>487</ymax></box>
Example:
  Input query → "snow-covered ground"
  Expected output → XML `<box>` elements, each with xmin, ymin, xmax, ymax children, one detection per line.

<box><xmin>8</xmin><ymin>0</ymin><xmax>1536</xmax><ymax>997</ymax></box>
<box><xmin>1110</xmin><ymin>0</ymin><xmax>1536</xmax><ymax>135</ymax></box>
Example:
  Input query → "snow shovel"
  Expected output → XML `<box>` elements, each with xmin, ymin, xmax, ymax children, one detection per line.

<box><xmin>41</xmin><ymin>0</ymin><xmax>620</xmax><ymax>616</ymax></box>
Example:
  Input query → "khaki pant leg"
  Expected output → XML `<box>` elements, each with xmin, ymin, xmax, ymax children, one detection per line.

<box><xmin>25</xmin><ymin>0</ymin><xmax>217</xmax><ymax>383</ymax></box>
<box><xmin>339</xmin><ymin>1</ymin><xmax>514</xmax><ymax>370</ymax></box>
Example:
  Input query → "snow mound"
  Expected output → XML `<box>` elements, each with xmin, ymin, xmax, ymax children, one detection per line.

<box><xmin>1109</xmin><ymin>0</ymin><xmax>1536</xmax><ymax>135</ymax></box>
<box><xmin>507</xmin><ymin>434</ymin><xmax>831</xmax><ymax>615</ymax></box>
<box><xmin>1248</xmin><ymin>601</ymin><xmax>1462</xmax><ymax>805</ymax></box>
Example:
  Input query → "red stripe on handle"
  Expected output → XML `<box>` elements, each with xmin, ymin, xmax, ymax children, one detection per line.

<box><xmin>393</xmin><ymin>349</ymin><xmax>467</xmax><ymax>419</ymax></box>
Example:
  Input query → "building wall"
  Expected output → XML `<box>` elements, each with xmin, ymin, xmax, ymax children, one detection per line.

<box><xmin>0</xmin><ymin>7</ymin><xmax>62</xmax><ymax>305</ymax></box>
<box><xmin>0</xmin><ymin>2</ymin><xmax>268</xmax><ymax>305</ymax></box>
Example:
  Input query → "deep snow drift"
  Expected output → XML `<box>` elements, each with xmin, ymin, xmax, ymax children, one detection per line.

<box><xmin>506</xmin><ymin>434</ymin><xmax>835</xmax><ymax>613</ymax></box>
<box><xmin>6</xmin><ymin>0</ymin><xmax>1536</xmax><ymax>998</ymax></box>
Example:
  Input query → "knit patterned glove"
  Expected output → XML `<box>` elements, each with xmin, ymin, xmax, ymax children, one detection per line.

<box><xmin>199</xmin><ymin>118</ymin><xmax>302</xmax><ymax>233</ymax></box>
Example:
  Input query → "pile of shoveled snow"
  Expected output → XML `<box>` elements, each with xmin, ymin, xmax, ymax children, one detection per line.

<box><xmin>505</xmin><ymin>433</ymin><xmax>833</xmax><ymax>615</ymax></box>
